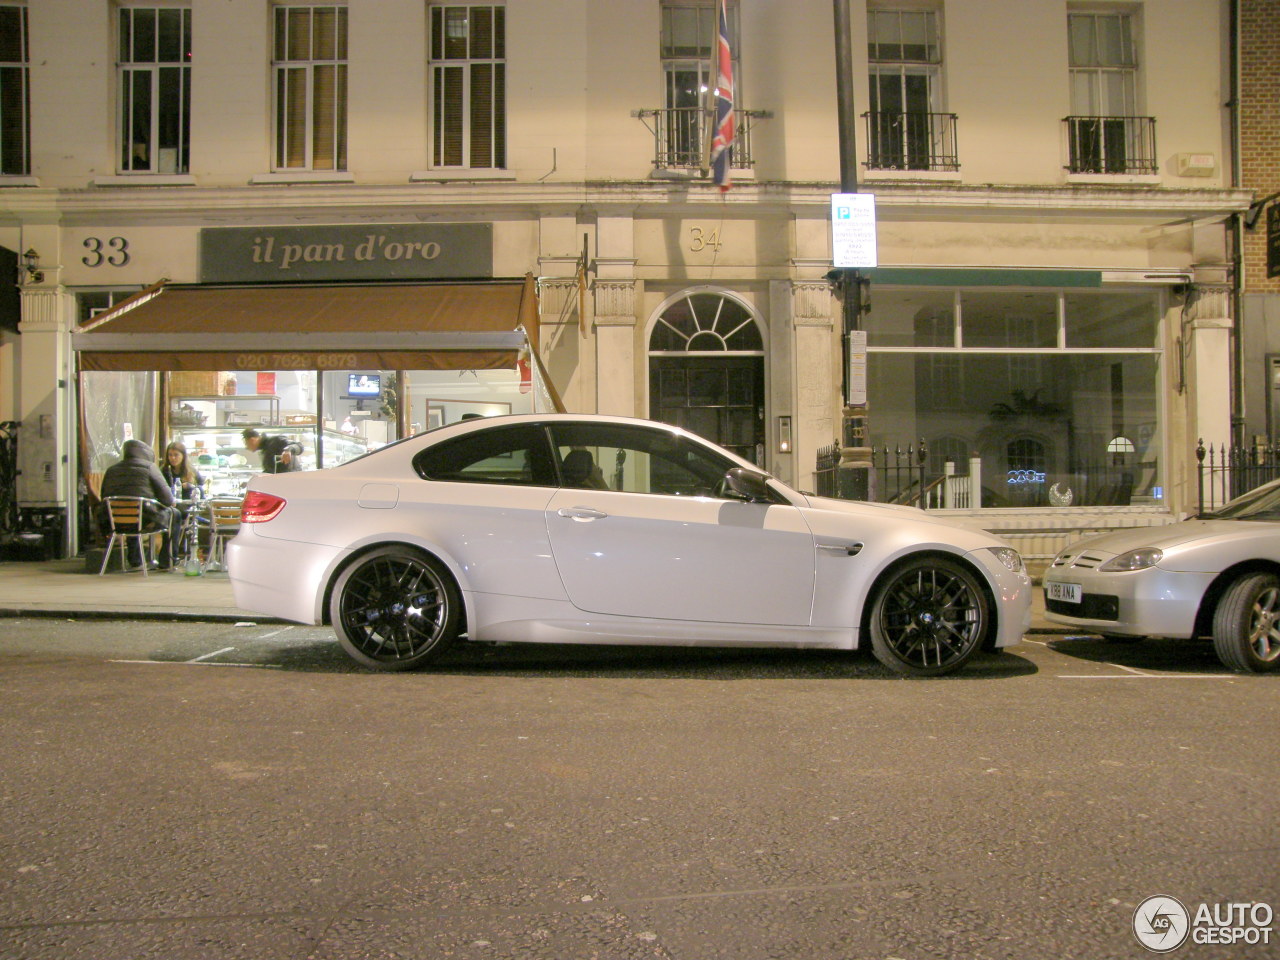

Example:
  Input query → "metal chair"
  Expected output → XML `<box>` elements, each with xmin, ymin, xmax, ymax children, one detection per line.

<box><xmin>205</xmin><ymin>498</ymin><xmax>243</xmax><ymax>571</ymax></box>
<box><xmin>98</xmin><ymin>496</ymin><xmax>168</xmax><ymax>576</ymax></box>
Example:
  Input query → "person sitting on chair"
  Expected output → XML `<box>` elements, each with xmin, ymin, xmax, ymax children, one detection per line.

<box><xmin>98</xmin><ymin>439</ymin><xmax>179</xmax><ymax>568</ymax></box>
<box><xmin>161</xmin><ymin>441</ymin><xmax>205</xmax><ymax>499</ymax></box>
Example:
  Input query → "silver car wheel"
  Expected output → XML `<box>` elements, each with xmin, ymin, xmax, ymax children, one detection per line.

<box><xmin>330</xmin><ymin>546</ymin><xmax>461</xmax><ymax>671</ymax></box>
<box><xmin>1212</xmin><ymin>572</ymin><xmax>1280</xmax><ymax>673</ymax></box>
<box><xmin>868</xmin><ymin>557</ymin><xmax>989</xmax><ymax>676</ymax></box>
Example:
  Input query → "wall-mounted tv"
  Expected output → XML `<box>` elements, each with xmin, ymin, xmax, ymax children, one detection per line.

<box><xmin>348</xmin><ymin>373</ymin><xmax>381</xmax><ymax>397</ymax></box>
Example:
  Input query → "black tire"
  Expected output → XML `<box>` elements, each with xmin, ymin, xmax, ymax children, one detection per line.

<box><xmin>867</xmin><ymin>556</ymin><xmax>990</xmax><ymax>676</ymax></box>
<box><xmin>1211</xmin><ymin>572</ymin><xmax>1280</xmax><ymax>673</ymax></box>
<box><xmin>330</xmin><ymin>546</ymin><xmax>462</xmax><ymax>671</ymax></box>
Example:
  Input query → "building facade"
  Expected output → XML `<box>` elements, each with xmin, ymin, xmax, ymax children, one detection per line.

<box><xmin>0</xmin><ymin>0</ymin><xmax>1254</xmax><ymax>562</ymax></box>
<box><xmin>1237</xmin><ymin>0</ymin><xmax>1280</xmax><ymax>440</ymax></box>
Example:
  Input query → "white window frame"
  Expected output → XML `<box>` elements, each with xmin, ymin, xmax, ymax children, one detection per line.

<box><xmin>429</xmin><ymin>3</ymin><xmax>506</xmax><ymax>170</ymax></box>
<box><xmin>116</xmin><ymin>4</ymin><xmax>191</xmax><ymax>175</ymax></box>
<box><xmin>272</xmin><ymin>3</ymin><xmax>348</xmax><ymax>172</ymax></box>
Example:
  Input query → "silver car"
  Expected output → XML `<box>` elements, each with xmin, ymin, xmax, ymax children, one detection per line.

<box><xmin>1044</xmin><ymin>477</ymin><xmax>1280</xmax><ymax>672</ymax></box>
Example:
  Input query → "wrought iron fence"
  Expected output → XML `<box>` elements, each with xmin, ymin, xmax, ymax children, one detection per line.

<box><xmin>1064</xmin><ymin>115</ymin><xmax>1157</xmax><ymax>175</ymax></box>
<box><xmin>1197</xmin><ymin>438</ymin><xmax>1280</xmax><ymax>515</ymax></box>
<box><xmin>863</xmin><ymin>110</ymin><xmax>959</xmax><ymax>172</ymax></box>
<box><xmin>813</xmin><ymin>441</ymin><xmax>930</xmax><ymax>506</ymax></box>
<box><xmin>634</xmin><ymin>107</ymin><xmax>766</xmax><ymax>172</ymax></box>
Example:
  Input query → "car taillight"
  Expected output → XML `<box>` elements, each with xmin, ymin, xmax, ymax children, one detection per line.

<box><xmin>241</xmin><ymin>490</ymin><xmax>286</xmax><ymax>523</ymax></box>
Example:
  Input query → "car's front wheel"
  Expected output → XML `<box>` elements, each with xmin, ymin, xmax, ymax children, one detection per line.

<box><xmin>330</xmin><ymin>546</ymin><xmax>462</xmax><ymax>671</ymax></box>
<box><xmin>867</xmin><ymin>556</ymin><xmax>990</xmax><ymax>676</ymax></box>
<box><xmin>1211</xmin><ymin>571</ymin><xmax>1280</xmax><ymax>673</ymax></box>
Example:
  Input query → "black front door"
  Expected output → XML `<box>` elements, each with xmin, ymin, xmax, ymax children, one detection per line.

<box><xmin>650</xmin><ymin>355</ymin><xmax>764</xmax><ymax>465</ymax></box>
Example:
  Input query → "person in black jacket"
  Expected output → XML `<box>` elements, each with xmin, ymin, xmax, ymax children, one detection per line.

<box><xmin>98</xmin><ymin>438</ymin><xmax>179</xmax><ymax>568</ymax></box>
<box><xmin>241</xmin><ymin>428</ymin><xmax>303</xmax><ymax>474</ymax></box>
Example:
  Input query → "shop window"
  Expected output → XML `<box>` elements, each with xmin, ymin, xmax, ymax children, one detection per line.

<box><xmin>866</xmin><ymin>287</ymin><xmax>1161</xmax><ymax>508</ymax></box>
<box><xmin>273</xmin><ymin>3</ymin><xmax>348</xmax><ymax>171</ymax></box>
<box><xmin>430</xmin><ymin>3</ymin><xmax>505</xmax><ymax>169</ymax></box>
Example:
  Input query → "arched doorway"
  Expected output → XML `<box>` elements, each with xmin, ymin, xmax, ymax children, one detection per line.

<box><xmin>647</xmin><ymin>288</ymin><xmax>765</xmax><ymax>465</ymax></box>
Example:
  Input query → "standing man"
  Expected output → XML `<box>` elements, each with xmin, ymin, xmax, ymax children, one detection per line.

<box><xmin>241</xmin><ymin>428</ymin><xmax>303</xmax><ymax>474</ymax></box>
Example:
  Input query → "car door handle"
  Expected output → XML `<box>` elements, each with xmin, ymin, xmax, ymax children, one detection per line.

<box><xmin>557</xmin><ymin>506</ymin><xmax>608</xmax><ymax>521</ymax></box>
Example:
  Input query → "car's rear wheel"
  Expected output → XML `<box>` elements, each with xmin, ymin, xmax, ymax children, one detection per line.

<box><xmin>867</xmin><ymin>556</ymin><xmax>989</xmax><ymax>676</ymax></box>
<box><xmin>1211</xmin><ymin>571</ymin><xmax>1280</xmax><ymax>673</ymax></box>
<box><xmin>330</xmin><ymin>546</ymin><xmax>462</xmax><ymax>671</ymax></box>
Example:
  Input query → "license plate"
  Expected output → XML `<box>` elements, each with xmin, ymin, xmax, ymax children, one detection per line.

<box><xmin>1045</xmin><ymin>581</ymin><xmax>1082</xmax><ymax>604</ymax></box>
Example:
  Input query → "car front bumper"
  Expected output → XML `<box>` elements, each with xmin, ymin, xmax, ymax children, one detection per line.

<box><xmin>1042</xmin><ymin>566</ymin><xmax>1214</xmax><ymax>638</ymax></box>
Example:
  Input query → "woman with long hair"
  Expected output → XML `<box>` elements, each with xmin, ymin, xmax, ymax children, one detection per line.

<box><xmin>161</xmin><ymin>441</ymin><xmax>205</xmax><ymax>499</ymax></box>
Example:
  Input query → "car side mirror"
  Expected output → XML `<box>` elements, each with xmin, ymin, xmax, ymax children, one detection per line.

<box><xmin>724</xmin><ymin>467</ymin><xmax>775</xmax><ymax>503</ymax></box>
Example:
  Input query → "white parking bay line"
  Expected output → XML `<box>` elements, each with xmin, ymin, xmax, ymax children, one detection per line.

<box><xmin>188</xmin><ymin>646</ymin><xmax>235</xmax><ymax>662</ymax></box>
<box><xmin>1057</xmin><ymin>673</ymin><xmax>1233</xmax><ymax>679</ymax></box>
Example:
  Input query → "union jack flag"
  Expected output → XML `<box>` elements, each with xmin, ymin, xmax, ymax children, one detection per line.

<box><xmin>708</xmin><ymin>0</ymin><xmax>734</xmax><ymax>192</ymax></box>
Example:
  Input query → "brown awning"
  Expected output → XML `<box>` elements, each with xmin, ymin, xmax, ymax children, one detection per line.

<box><xmin>74</xmin><ymin>277</ymin><xmax>539</xmax><ymax>372</ymax></box>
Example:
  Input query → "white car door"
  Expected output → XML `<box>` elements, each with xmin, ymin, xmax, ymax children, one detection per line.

<box><xmin>544</xmin><ymin>424</ymin><xmax>815</xmax><ymax>625</ymax></box>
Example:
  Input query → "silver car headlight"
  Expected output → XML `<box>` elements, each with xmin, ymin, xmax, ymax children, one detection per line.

<box><xmin>986</xmin><ymin>546</ymin><xmax>1024</xmax><ymax>573</ymax></box>
<box><xmin>1098</xmin><ymin>547</ymin><xmax>1163</xmax><ymax>572</ymax></box>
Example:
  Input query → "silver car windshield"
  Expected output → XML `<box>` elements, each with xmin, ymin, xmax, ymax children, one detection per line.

<box><xmin>1210</xmin><ymin>479</ymin><xmax>1280</xmax><ymax>520</ymax></box>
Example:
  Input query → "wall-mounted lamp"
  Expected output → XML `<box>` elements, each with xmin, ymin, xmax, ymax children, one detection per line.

<box><xmin>777</xmin><ymin>415</ymin><xmax>792</xmax><ymax>454</ymax></box>
<box><xmin>21</xmin><ymin>248</ymin><xmax>44</xmax><ymax>284</ymax></box>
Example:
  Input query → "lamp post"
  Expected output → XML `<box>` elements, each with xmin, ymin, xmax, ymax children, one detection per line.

<box><xmin>831</xmin><ymin>0</ymin><xmax>872</xmax><ymax>499</ymax></box>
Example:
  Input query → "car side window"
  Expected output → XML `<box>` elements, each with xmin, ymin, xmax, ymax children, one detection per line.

<box><xmin>549</xmin><ymin>423</ymin><xmax>736</xmax><ymax>497</ymax></box>
<box><xmin>414</xmin><ymin>424</ymin><xmax>556</xmax><ymax>486</ymax></box>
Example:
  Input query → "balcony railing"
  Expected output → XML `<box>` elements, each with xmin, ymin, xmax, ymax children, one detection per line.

<box><xmin>634</xmin><ymin>107</ymin><xmax>767</xmax><ymax>173</ymax></box>
<box><xmin>1064</xmin><ymin>115</ymin><xmax>1157</xmax><ymax>175</ymax></box>
<box><xmin>862</xmin><ymin>111</ymin><xmax>959</xmax><ymax>172</ymax></box>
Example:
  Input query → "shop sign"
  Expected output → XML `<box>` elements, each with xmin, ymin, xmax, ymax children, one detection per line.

<box><xmin>200</xmin><ymin>223</ymin><xmax>493</xmax><ymax>282</ymax></box>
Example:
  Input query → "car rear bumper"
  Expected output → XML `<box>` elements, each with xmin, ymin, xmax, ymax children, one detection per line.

<box><xmin>228</xmin><ymin>528</ymin><xmax>344</xmax><ymax>625</ymax></box>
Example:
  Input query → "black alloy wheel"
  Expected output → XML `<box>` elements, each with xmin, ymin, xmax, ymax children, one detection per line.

<box><xmin>868</xmin><ymin>556</ymin><xmax>990</xmax><ymax>676</ymax></box>
<box><xmin>330</xmin><ymin>546</ymin><xmax>461</xmax><ymax>671</ymax></box>
<box><xmin>1211</xmin><ymin>571</ymin><xmax>1280</xmax><ymax>673</ymax></box>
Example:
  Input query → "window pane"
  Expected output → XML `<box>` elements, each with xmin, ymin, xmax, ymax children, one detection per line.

<box><xmin>157</xmin><ymin>8</ymin><xmax>184</xmax><ymax>62</ymax></box>
<box><xmin>960</xmin><ymin>292</ymin><xmax>1057</xmax><ymax>348</ymax></box>
<box><xmin>470</xmin><ymin>62</ymin><xmax>492</xmax><ymax>168</ymax></box>
<box><xmin>314</xmin><ymin>7</ymin><xmax>337</xmax><ymax>59</ymax></box>
<box><xmin>443</xmin><ymin>7</ymin><xmax>469</xmax><ymax>59</ymax></box>
<box><xmin>493</xmin><ymin>6</ymin><xmax>504</xmax><ymax>58</ymax></box>
<box><xmin>287</xmin><ymin>7</ymin><xmax>311</xmax><ymax>61</ymax></box>
<box><xmin>865</xmin><ymin>289</ymin><xmax>955</xmax><ymax>347</ymax></box>
<box><xmin>157</xmin><ymin>66</ymin><xmax>183</xmax><ymax>171</ymax></box>
<box><xmin>134</xmin><ymin>9</ymin><xmax>157</xmax><ymax>62</ymax></box>
<box><xmin>312</xmin><ymin>63</ymin><xmax>337</xmax><ymax>169</ymax></box>
<box><xmin>869</xmin><ymin>352</ymin><xmax>1160</xmax><ymax>507</ymax></box>
<box><xmin>1068</xmin><ymin>14</ymin><xmax>1095</xmax><ymax>67</ymax></box>
<box><xmin>125</xmin><ymin>70</ymin><xmax>152</xmax><ymax>170</ymax></box>
<box><xmin>0</xmin><ymin>64</ymin><xmax>28</xmax><ymax>174</ymax></box>
<box><xmin>119</xmin><ymin>8</ymin><xmax>133</xmax><ymax>62</ymax></box>
<box><xmin>415</xmin><ymin>425</ymin><xmax>552</xmax><ymax>485</ymax></box>
<box><xmin>470</xmin><ymin>6</ymin><xmax>492</xmax><ymax>58</ymax></box>
<box><xmin>433</xmin><ymin>65</ymin><xmax>463</xmax><ymax>165</ymax></box>
<box><xmin>1065</xmin><ymin>292</ymin><xmax>1156</xmax><ymax>347</ymax></box>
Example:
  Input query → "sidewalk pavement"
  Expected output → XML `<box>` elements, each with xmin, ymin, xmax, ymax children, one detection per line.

<box><xmin>0</xmin><ymin>559</ymin><xmax>1061</xmax><ymax>632</ymax></box>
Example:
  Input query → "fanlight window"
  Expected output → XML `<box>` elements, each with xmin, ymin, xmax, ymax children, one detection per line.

<box><xmin>650</xmin><ymin>292</ymin><xmax>763</xmax><ymax>353</ymax></box>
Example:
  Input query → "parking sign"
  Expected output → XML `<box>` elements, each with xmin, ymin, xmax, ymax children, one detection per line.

<box><xmin>831</xmin><ymin>193</ymin><xmax>878</xmax><ymax>268</ymax></box>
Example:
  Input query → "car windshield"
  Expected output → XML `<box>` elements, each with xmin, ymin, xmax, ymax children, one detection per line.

<box><xmin>1209</xmin><ymin>479</ymin><xmax>1280</xmax><ymax>520</ymax></box>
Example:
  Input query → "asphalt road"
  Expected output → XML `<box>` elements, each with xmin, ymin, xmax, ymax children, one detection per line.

<box><xmin>0</xmin><ymin>618</ymin><xmax>1276</xmax><ymax>960</ymax></box>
